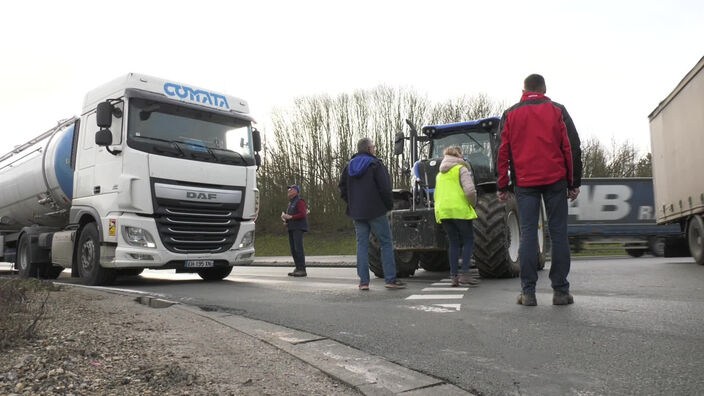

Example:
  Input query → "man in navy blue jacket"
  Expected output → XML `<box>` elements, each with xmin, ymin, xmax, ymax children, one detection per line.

<box><xmin>339</xmin><ymin>138</ymin><xmax>405</xmax><ymax>290</ymax></box>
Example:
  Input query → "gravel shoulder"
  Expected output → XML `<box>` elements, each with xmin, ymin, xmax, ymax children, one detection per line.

<box><xmin>0</xmin><ymin>284</ymin><xmax>359</xmax><ymax>395</ymax></box>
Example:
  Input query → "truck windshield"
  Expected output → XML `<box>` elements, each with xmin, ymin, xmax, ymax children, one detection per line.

<box><xmin>126</xmin><ymin>97</ymin><xmax>254</xmax><ymax>166</ymax></box>
<box><xmin>430</xmin><ymin>132</ymin><xmax>493</xmax><ymax>181</ymax></box>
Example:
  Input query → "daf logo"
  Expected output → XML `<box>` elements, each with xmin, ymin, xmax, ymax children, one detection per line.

<box><xmin>187</xmin><ymin>191</ymin><xmax>217</xmax><ymax>200</ymax></box>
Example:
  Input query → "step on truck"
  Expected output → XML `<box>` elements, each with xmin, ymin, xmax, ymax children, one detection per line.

<box><xmin>648</xmin><ymin>55</ymin><xmax>704</xmax><ymax>264</ymax></box>
<box><xmin>369</xmin><ymin>118</ymin><xmax>548</xmax><ymax>279</ymax></box>
<box><xmin>0</xmin><ymin>73</ymin><xmax>262</xmax><ymax>285</ymax></box>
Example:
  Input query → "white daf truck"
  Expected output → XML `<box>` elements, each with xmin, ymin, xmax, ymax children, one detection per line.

<box><xmin>649</xmin><ymin>55</ymin><xmax>704</xmax><ymax>265</ymax></box>
<box><xmin>0</xmin><ymin>73</ymin><xmax>261</xmax><ymax>285</ymax></box>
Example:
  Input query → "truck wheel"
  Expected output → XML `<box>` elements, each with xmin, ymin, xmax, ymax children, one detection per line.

<box><xmin>17</xmin><ymin>234</ymin><xmax>37</xmax><ymax>278</ymax></box>
<box><xmin>537</xmin><ymin>204</ymin><xmax>547</xmax><ymax>271</ymax></box>
<box><xmin>648</xmin><ymin>237</ymin><xmax>666</xmax><ymax>257</ymax></box>
<box><xmin>625</xmin><ymin>245</ymin><xmax>645</xmax><ymax>258</ymax></box>
<box><xmin>369</xmin><ymin>234</ymin><xmax>418</xmax><ymax>278</ymax></box>
<box><xmin>198</xmin><ymin>266</ymin><xmax>233</xmax><ymax>281</ymax></box>
<box><xmin>78</xmin><ymin>223</ymin><xmax>116</xmax><ymax>286</ymax></box>
<box><xmin>687</xmin><ymin>215</ymin><xmax>704</xmax><ymax>265</ymax></box>
<box><xmin>418</xmin><ymin>252</ymin><xmax>449</xmax><ymax>272</ymax></box>
<box><xmin>473</xmin><ymin>194</ymin><xmax>520</xmax><ymax>278</ymax></box>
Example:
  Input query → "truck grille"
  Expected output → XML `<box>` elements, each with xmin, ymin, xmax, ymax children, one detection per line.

<box><xmin>155</xmin><ymin>204</ymin><xmax>240</xmax><ymax>253</ymax></box>
<box><xmin>151</xmin><ymin>179</ymin><xmax>245</xmax><ymax>254</ymax></box>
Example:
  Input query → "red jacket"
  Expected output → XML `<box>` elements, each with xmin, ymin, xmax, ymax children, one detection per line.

<box><xmin>497</xmin><ymin>92</ymin><xmax>580</xmax><ymax>190</ymax></box>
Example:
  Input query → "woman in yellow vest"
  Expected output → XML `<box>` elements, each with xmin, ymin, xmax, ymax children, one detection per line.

<box><xmin>434</xmin><ymin>146</ymin><xmax>479</xmax><ymax>287</ymax></box>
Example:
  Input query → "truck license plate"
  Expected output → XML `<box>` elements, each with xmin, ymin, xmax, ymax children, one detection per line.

<box><xmin>185</xmin><ymin>260</ymin><xmax>215</xmax><ymax>268</ymax></box>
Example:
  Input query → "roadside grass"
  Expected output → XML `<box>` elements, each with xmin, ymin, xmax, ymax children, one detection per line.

<box><xmin>0</xmin><ymin>278</ymin><xmax>61</xmax><ymax>349</ymax></box>
<box><xmin>255</xmin><ymin>232</ymin><xmax>357</xmax><ymax>256</ymax></box>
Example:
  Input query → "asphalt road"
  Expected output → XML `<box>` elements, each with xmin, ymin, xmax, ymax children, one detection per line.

<box><xmin>48</xmin><ymin>257</ymin><xmax>704</xmax><ymax>395</ymax></box>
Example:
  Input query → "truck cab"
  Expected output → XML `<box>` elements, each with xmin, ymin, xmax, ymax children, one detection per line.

<box><xmin>2</xmin><ymin>73</ymin><xmax>261</xmax><ymax>285</ymax></box>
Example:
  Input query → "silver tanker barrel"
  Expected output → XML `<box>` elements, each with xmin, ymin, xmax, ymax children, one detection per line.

<box><xmin>0</xmin><ymin>118</ymin><xmax>77</xmax><ymax>231</ymax></box>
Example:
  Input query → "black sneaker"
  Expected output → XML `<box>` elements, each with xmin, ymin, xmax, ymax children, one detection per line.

<box><xmin>288</xmin><ymin>269</ymin><xmax>307</xmax><ymax>277</ymax></box>
<box><xmin>384</xmin><ymin>280</ymin><xmax>406</xmax><ymax>289</ymax></box>
<box><xmin>553</xmin><ymin>290</ymin><xmax>574</xmax><ymax>305</ymax></box>
<box><xmin>516</xmin><ymin>293</ymin><xmax>537</xmax><ymax>306</ymax></box>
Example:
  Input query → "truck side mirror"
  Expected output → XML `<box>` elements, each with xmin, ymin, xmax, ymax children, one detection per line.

<box><xmin>252</xmin><ymin>128</ymin><xmax>262</xmax><ymax>152</ymax></box>
<box><xmin>96</xmin><ymin>102</ymin><xmax>113</xmax><ymax>128</ymax></box>
<box><xmin>95</xmin><ymin>129</ymin><xmax>113</xmax><ymax>146</ymax></box>
<box><xmin>394</xmin><ymin>132</ymin><xmax>405</xmax><ymax>156</ymax></box>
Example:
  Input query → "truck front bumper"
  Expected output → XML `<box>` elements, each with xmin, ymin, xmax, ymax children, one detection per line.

<box><xmin>104</xmin><ymin>214</ymin><xmax>255</xmax><ymax>269</ymax></box>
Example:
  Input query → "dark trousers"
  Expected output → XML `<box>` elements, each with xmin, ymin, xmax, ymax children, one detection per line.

<box><xmin>441</xmin><ymin>219</ymin><xmax>475</xmax><ymax>276</ymax></box>
<box><xmin>515</xmin><ymin>179</ymin><xmax>570</xmax><ymax>294</ymax></box>
<box><xmin>288</xmin><ymin>230</ymin><xmax>306</xmax><ymax>270</ymax></box>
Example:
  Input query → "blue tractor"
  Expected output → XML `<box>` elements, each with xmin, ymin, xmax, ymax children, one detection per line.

<box><xmin>368</xmin><ymin>118</ymin><xmax>547</xmax><ymax>278</ymax></box>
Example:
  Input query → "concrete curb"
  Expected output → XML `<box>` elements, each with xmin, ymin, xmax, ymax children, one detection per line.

<box><xmin>57</xmin><ymin>282</ymin><xmax>472</xmax><ymax>395</ymax></box>
<box><xmin>174</xmin><ymin>304</ymin><xmax>473</xmax><ymax>395</ymax></box>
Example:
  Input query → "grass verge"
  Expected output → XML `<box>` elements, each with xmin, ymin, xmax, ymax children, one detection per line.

<box><xmin>255</xmin><ymin>232</ymin><xmax>356</xmax><ymax>256</ymax></box>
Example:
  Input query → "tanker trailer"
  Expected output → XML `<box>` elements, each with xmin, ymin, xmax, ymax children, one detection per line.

<box><xmin>0</xmin><ymin>73</ymin><xmax>263</xmax><ymax>285</ymax></box>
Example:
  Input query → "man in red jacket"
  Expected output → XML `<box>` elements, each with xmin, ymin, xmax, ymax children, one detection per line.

<box><xmin>497</xmin><ymin>74</ymin><xmax>582</xmax><ymax>306</ymax></box>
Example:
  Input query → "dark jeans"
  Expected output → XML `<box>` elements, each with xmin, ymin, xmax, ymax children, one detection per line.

<box><xmin>515</xmin><ymin>179</ymin><xmax>570</xmax><ymax>294</ymax></box>
<box><xmin>441</xmin><ymin>219</ymin><xmax>475</xmax><ymax>276</ymax></box>
<box><xmin>288</xmin><ymin>230</ymin><xmax>306</xmax><ymax>270</ymax></box>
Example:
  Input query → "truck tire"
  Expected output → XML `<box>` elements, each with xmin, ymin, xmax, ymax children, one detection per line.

<box><xmin>648</xmin><ymin>237</ymin><xmax>666</xmax><ymax>257</ymax></box>
<box><xmin>17</xmin><ymin>234</ymin><xmax>37</xmax><ymax>278</ymax></box>
<box><xmin>537</xmin><ymin>204</ymin><xmax>547</xmax><ymax>271</ymax></box>
<box><xmin>418</xmin><ymin>251</ymin><xmax>449</xmax><ymax>272</ymax></box>
<box><xmin>687</xmin><ymin>215</ymin><xmax>704</xmax><ymax>265</ymax></box>
<box><xmin>78</xmin><ymin>223</ymin><xmax>116</xmax><ymax>286</ymax></box>
<box><xmin>369</xmin><ymin>234</ymin><xmax>418</xmax><ymax>278</ymax></box>
<box><xmin>198</xmin><ymin>266</ymin><xmax>233</xmax><ymax>281</ymax></box>
<box><xmin>473</xmin><ymin>194</ymin><xmax>520</xmax><ymax>278</ymax></box>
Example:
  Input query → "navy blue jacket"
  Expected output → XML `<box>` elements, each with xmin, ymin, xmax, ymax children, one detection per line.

<box><xmin>338</xmin><ymin>153</ymin><xmax>393</xmax><ymax>221</ymax></box>
<box><xmin>286</xmin><ymin>196</ymin><xmax>308</xmax><ymax>231</ymax></box>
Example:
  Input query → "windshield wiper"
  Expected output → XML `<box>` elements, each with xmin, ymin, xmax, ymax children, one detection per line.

<box><xmin>463</xmin><ymin>133</ymin><xmax>484</xmax><ymax>150</ymax></box>
<box><xmin>133</xmin><ymin>135</ymin><xmax>185</xmax><ymax>156</ymax></box>
<box><xmin>208</xmin><ymin>146</ymin><xmax>246</xmax><ymax>164</ymax></box>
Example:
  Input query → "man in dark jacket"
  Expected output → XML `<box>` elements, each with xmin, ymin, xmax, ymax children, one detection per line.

<box><xmin>339</xmin><ymin>138</ymin><xmax>405</xmax><ymax>290</ymax></box>
<box><xmin>282</xmin><ymin>185</ymin><xmax>308</xmax><ymax>277</ymax></box>
<box><xmin>497</xmin><ymin>74</ymin><xmax>582</xmax><ymax>306</ymax></box>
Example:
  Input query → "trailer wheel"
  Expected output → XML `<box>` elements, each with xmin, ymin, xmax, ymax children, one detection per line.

<box><xmin>78</xmin><ymin>223</ymin><xmax>116</xmax><ymax>286</ymax></box>
<box><xmin>418</xmin><ymin>252</ymin><xmax>449</xmax><ymax>272</ymax></box>
<box><xmin>369</xmin><ymin>234</ymin><xmax>418</xmax><ymax>278</ymax></box>
<box><xmin>687</xmin><ymin>215</ymin><xmax>704</xmax><ymax>265</ymax></box>
<box><xmin>198</xmin><ymin>266</ymin><xmax>233</xmax><ymax>281</ymax></box>
<box><xmin>17</xmin><ymin>234</ymin><xmax>37</xmax><ymax>278</ymax></box>
<box><xmin>473</xmin><ymin>194</ymin><xmax>520</xmax><ymax>278</ymax></box>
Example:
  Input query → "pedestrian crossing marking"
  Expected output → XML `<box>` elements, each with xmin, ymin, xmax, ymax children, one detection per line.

<box><xmin>431</xmin><ymin>282</ymin><xmax>452</xmax><ymax>286</ymax></box>
<box><xmin>422</xmin><ymin>287</ymin><xmax>469</xmax><ymax>292</ymax></box>
<box><xmin>406</xmin><ymin>294</ymin><xmax>464</xmax><ymax>300</ymax></box>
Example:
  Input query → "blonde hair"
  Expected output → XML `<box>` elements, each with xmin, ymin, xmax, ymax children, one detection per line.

<box><xmin>443</xmin><ymin>146</ymin><xmax>463</xmax><ymax>158</ymax></box>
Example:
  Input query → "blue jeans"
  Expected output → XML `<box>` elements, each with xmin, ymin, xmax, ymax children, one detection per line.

<box><xmin>515</xmin><ymin>179</ymin><xmax>571</xmax><ymax>294</ymax></box>
<box><xmin>441</xmin><ymin>219</ymin><xmax>475</xmax><ymax>276</ymax></box>
<box><xmin>288</xmin><ymin>230</ymin><xmax>306</xmax><ymax>270</ymax></box>
<box><xmin>354</xmin><ymin>215</ymin><xmax>397</xmax><ymax>284</ymax></box>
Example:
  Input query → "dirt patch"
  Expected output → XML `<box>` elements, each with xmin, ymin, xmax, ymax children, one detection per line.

<box><xmin>0</xmin><ymin>279</ymin><xmax>358</xmax><ymax>395</ymax></box>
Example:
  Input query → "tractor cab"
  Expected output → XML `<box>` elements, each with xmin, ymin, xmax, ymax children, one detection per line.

<box><xmin>412</xmin><ymin>117</ymin><xmax>500</xmax><ymax>206</ymax></box>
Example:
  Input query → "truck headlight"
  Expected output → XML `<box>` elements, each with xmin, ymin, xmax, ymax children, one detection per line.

<box><xmin>239</xmin><ymin>231</ymin><xmax>255</xmax><ymax>248</ymax></box>
<box><xmin>122</xmin><ymin>226</ymin><xmax>156</xmax><ymax>248</ymax></box>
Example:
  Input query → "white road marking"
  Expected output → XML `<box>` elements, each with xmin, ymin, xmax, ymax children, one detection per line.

<box><xmin>422</xmin><ymin>287</ymin><xmax>469</xmax><ymax>292</ymax></box>
<box><xmin>408</xmin><ymin>304</ymin><xmax>461</xmax><ymax>313</ymax></box>
<box><xmin>406</xmin><ymin>294</ymin><xmax>464</xmax><ymax>300</ymax></box>
<box><xmin>431</xmin><ymin>282</ymin><xmax>452</xmax><ymax>286</ymax></box>
<box><xmin>434</xmin><ymin>304</ymin><xmax>461</xmax><ymax>311</ymax></box>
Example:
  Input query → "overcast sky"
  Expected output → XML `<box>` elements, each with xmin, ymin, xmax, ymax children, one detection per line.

<box><xmin>1</xmin><ymin>0</ymin><xmax>702</xmax><ymax>156</ymax></box>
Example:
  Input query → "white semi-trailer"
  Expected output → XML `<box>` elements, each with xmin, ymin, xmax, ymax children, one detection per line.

<box><xmin>648</xmin><ymin>56</ymin><xmax>704</xmax><ymax>265</ymax></box>
<box><xmin>0</xmin><ymin>73</ymin><xmax>261</xmax><ymax>284</ymax></box>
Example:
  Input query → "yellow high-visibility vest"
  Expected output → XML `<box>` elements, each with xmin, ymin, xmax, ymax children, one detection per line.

<box><xmin>434</xmin><ymin>164</ymin><xmax>478</xmax><ymax>223</ymax></box>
